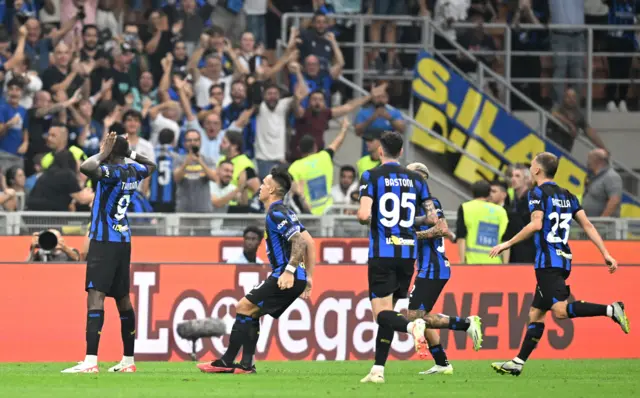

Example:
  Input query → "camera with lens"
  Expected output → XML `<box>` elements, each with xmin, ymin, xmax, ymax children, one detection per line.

<box><xmin>36</xmin><ymin>230</ymin><xmax>58</xmax><ymax>252</ymax></box>
<box><xmin>191</xmin><ymin>145</ymin><xmax>200</xmax><ymax>156</ymax></box>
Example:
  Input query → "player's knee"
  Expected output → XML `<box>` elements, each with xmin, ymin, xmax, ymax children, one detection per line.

<box><xmin>552</xmin><ymin>305</ymin><xmax>569</xmax><ymax>319</ymax></box>
<box><xmin>87</xmin><ymin>290</ymin><xmax>106</xmax><ymax>310</ymax></box>
<box><xmin>528</xmin><ymin>307</ymin><xmax>546</xmax><ymax>323</ymax></box>
<box><xmin>116</xmin><ymin>295</ymin><xmax>133</xmax><ymax>313</ymax></box>
<box><xmin>236</xmin><ymin>298</ymin><xmax>259</xmax><ymax>317</ymax></box>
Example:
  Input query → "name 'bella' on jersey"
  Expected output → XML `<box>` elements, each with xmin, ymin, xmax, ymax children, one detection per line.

<box><xmin>359</xmin><ymin>163</ymin><xmax>430</xmax><ymax>259</ymax></box>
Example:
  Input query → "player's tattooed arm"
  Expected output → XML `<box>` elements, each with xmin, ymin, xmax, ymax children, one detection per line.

<box><xmin>415</xmin><ymin>200</ymin><xmax>439</xmax><ymax>227</ymax></box>
<box><xmin>416</xmin><ymin>217</ymin><xmax>449</xmax><ymax>240</ymax></box>
<box><xmin>288</xmin><ymin>233</ymin><xmax>307</xmax><ymax>267</ymax></box>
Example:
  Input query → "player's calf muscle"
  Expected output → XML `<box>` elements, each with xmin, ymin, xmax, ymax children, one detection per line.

<box><xmin>423</xmin><ymin>313</ymin><xmax>450</xmax><ymax>329</ymax></box>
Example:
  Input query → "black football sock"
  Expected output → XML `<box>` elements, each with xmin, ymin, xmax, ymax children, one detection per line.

<box><xmin>429</xmin><ymin>344</ymin><xmax>449</xmax><ymax>367</ymax></box>
<box><xmin>448</xmin><ymin>316</ymin><xmax>470</xmax><ymax>331</ymax></box>
<box><xmin>516</xmin><ymin>322</ymin><xmax>545</xmax><ymax>362</ymax></box>
<box><xmin>374</xmin><ymin>325</ymin><xmax>394</xmax><ymax>366</ymax></box>
<box><xmin>567</xmin><ymin>301</ymin><xmax>608</xmax><ymax>318</ymax></box>
<box><xmin>119</xmin><ymin>309</ymin><xmax>136</xmax><ymax>357</ymax></box>
<box><xmin>376</xmin><ymin>310</ymin><xmax>410</xmax><ymax>333</ymax></box>
<box><xmin>240</xmin><ymin>318</ymin><xmax>260</xmax><ymax>367</ymax></box>
<box><xmin>86</xmin><ymin>309</ymin><xmax>104</xmax><ymax>356</ymax></box>
<box><xmin>220</xmin><ymin>314</ymin><xmax>253</xmax><ymax>364</ymax></box>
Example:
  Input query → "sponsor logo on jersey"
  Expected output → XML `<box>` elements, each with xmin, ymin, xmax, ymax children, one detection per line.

<box><xmin>277</xmin><ymin>220</ymin><xmax>288</xmax><ymax>230</ymax></box>
<box><xmin>529</xmin><ymin>199</ymin><xmax>540</xmax><ymax>205</ymax></box>
<box><xmin>112</xmin><ymin>224</ymin><xmax>130</xmax><ymax>233</ymax></box>
<box><xmin>386</xmin><ymin>236</ymin><xmax>415</xmax><ymax>246</ymax></box>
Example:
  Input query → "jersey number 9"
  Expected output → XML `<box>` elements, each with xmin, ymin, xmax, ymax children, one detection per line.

<box><xmin>115</xmin><ymin>194</ymin><xmax>131</xmax><ymax>221</ymax></box>
<box><xmin>379</xmin><ymin>192</ymin><xmax>416</xmax><ymax>228</ymax></box>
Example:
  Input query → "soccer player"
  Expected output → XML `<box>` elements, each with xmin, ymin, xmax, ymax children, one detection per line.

<box><xmin>407</xmin><ymin>162</ymin><xmax>483</xmax><ymax>376</ymax></box>
<box><xmin>62</xmin><ymin>132</ymin><xmax>157</xmax><ymax>373</ymax></box>
<box><xmin>198</xmin><ymin>166</ymin><xmax>315</xmax><ymax>374</ymax></box>
<box><xmin>489</xmin><ymin>152</ymin><xmax>630</xmax><ymax>376</ymax></box>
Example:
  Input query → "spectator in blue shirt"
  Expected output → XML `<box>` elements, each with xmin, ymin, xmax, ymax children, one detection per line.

<box><xmin>0</xmin><ymin>78</ymin><xmax>29</xmax><ymax>153</ymax></box>
<box><xmin>22</xmin><ymin>16</ymin><xmax>79</xmax><ymax>74</ymax></box>
<box><xmin>354</xmin><ymin>87</ymin><xmax>405</xmax><ymax>156</ymax></box>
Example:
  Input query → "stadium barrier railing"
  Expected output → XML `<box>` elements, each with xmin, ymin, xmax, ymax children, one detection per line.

<box><xmin>0</xmin><ymin>211</ymin><xmax>637</xmax><ymax>240</ymax></box>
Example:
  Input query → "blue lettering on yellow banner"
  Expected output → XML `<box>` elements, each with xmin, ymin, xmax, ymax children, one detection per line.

<box><xmin>411</xmin><ymin>50</ymin><xmax>640</xmax><ymax>218</ymax></box>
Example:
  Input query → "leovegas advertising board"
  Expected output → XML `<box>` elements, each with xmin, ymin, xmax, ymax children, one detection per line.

<box><xmin>0</xmin><ymin>236</ymin><xmax>639</xmax><ymax>264</ymax></box>
<box><xmin>0</xmin><ymin>263</ymin><xmax>638</xmax><ymax>362</ymax></box>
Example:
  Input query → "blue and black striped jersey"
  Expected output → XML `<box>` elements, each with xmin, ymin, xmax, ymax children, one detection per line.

<box><xmin>89</xmin><ymin>163</ymin><xmax>150</xmax><ymax>243</ymax></box>
<box><xmin>265</xmin><ymin>200</ymin><xmax>307</xmax><ymax>280</ymax></box>
<box><xmin>149</xmin><ymin>146</ymin><xmax>178</xmax><ymax>206</ymax></box>
<box><xmin>358</xmin><ymin>162</ymin><xmax>430</xmax><ymax>259</ymax></box>
<box><xmin>528</xmin><ymin>182</ymin><xmax>582</xmax><ymax>270</ymax></box>
<box><xmin>417</xmin><ymin>197</ymin><xmax>451</xmax><ymax>280</ymax></box>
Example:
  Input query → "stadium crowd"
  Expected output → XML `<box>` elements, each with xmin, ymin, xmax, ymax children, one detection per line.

<box><xmin>0</xmin><ymin>0</ymin><xmax>633</xmax><ymax>219</ymax></box>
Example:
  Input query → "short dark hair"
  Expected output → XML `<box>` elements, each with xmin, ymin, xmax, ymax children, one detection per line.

<box><xmin>6</xmin><ymin>77</ymin><xmax>25</xmax><ymax>90</ymax></box>
<box><xmin>312</xmin><ymin>11</ymin><xmax>327</xmax><ymax>21</ymax></box>
<box><xmin>82</xmin><ymin>24</ymin><xmax>98</xmax><ymax>35</ymax></box>
<box><xmin>122</xmin><ymin>109</ymin><xmax>142</xmax><ymax>123</ymax></box>
<box><xmin>340</xmin><ymin>165</ymin><xmax>356</xmax><ymax>176</ymax></box>
<box><xmin>225</xmin><ymin>130</ymin><xmax>243</xmax><ymax>152</ymax></box>
<box><xmin>535</xmin><ymin>152</ymin><xmax>558</xmax><ymax>178</ymax></box>
<box><xmin>243</xmin><ymin>225</ymin><xmax>263</xmax><ymax>239</ymax></box>
<box><xmin>490</xmin><ymin>179</ymin><xmax>508</xmax><ymax>192</ymax></box>
<box><xmin>299</xmin><ymin>135</ymin><xmax>316</xmax><ymax>155</ymax></box>
<box><xmin>310</xmin><ymin>89</ymin><xmax>325</xmax><ymax>98</ymax></box>
<box><xmin>263</xmin><ymin>83</ymin><xmax>280</xmax><ymax>93</ymax></box>
<box><xmin>158</xmin><ymin>128</ymin><xmax>175</xmax><ymax>145</ymax></box>
<box><xmin>471</xmin><ymin>180</ymin><xmax>491</xmax><ymax>198</ymax></box>
<box><xmin>50</xmin><ymin>121</ymin><xmax>68</xmax><ymax>130</ymax></box>
<box><xmin>209</xmin><ymin>84</ymin><xmax>223</xmax><ymax>95</ymax></box>
<box><xmin>379</xmin><ymin>131</ymin><xmax>403</xmax><ymax>159</ymax></box>
<box><xmin>112</xmin><ymin>135</ymin><xmax>130</xmax><ymax>158</ymax></box>
<box><xmin>51</xmin><ymin>150</ymin><xmax>77</xmax><ymax>171</ymax></box>
<box><xmin>208</xmin><ymin>26</ymin><xmax>225</xmax><ymax>37</ymax></box>
<box><xmin>219</xmin><ymin>159</ymin><xmax>234</xmax><ymax>168</ymax></box>
<box><xmin>270</xmin><ymin>166</ymin><xmax>293</xmax><ymax>198</ymax></box>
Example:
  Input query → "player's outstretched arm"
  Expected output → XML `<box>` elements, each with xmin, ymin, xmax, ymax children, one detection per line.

<box><xmin>489</xmin><ymin>210</ymin><xmax>543</xmax><ymax>258</ymax></box>
<box><xmin>574</xmin><ymin>210</ymin><xmax>618</xmax><ymax>272</ymax></box>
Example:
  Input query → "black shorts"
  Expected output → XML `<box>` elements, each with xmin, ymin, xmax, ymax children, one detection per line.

<box><xmin>245</xmin><ymin>276</ymin><xmax>307</xmax><ymax>319</ymax></box>
<box><xmin>408</xmin><ymin>278</ymin><xmax>449</xmax><ymax>312</ymax></box>
<box><xmin>368</xmin><ymin>258</ymin><xmax>415</xmax><ymax>301</ymax></box>
<box><xmin>531</xmin><ymin>268</ymin><xmax>571</xmax><ymax>311</ymax></box>
<box><xmin>85</xmin><ymin>240</ymin><xmax>132</xmax><ymax>299</ymax></box>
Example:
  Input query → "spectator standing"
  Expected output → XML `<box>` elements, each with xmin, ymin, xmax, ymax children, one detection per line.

<box><xmin>331</xmin><ymin>165</ymin><xmax>358</xmax><ymax>206</ymax></box>
<box><xmin>297</xmin><ymin>13</ymin><xmax>335</xmax><ymax>69</ymax></box>
<box><xmin>354</xmin><ymin>86</ymin><xmax>405</xmax><ymax>156</ymax></box>
<box><xmin>173</xmin><ymin>129</ymin><xmax>217</xmax><ymax>215</ymax></box>
<box><xmin>356</xmin><ymin>132</ymin><xmax>381</xmax><ymax>176</ymax></box>
<box><xmin>210</xmin><ymin>0</ymin><xmax>247</xmax><ymax>42</ymax></box>
<box><xmin>25</xmin><ymin>153</ymin><xmax>44</xmax><ymax>193</ymax></box>
<box><xmin>40</xmin><ymin>122</ymin><xmax>86</xmax><ymax>169</ymax></box>
<box><xmin>218</xmin><ymin>129</ymin><xmax>260</xmax><ymax>213</ymax></box>
<box><xmin>367</xmin><ymin>0</ymin><xmax>407</xmax><ymax>73</ymax></box>
<box><xmin>457</xmin><ymin>9</ymin><xmax>498</xmax><ymax>97</ymax></box>
<box><xmin>583</xmin><ymin>148</ymin><xmax>623</xmax><ymax>217</ymax></box>
<box><xmin>41</xmin><ymin>42</ymin><xmax>88</xmax><ymax>98</ymax></box>
<box><xmin>288</xmin><ymin>118</ymin><xmax>349</xmax><ymax>215</ymax></box>
<box><xmin>502</xmin><ymin>164</ymin><xmax>536</xmax><ymax>263</ymax></box>
<box><xmin>549</xmin><ymin>88</ymin><xmax>607</xmax><ymax>152</ymax></box>
<box><xmin>210</xmin><ymin>159</ymin><xmax>241</xmax><ymax>213</ymax></box>
<box><xmin>0</xmin><ymin>78</ymin><xmax>30</xmax><ymax>171</ymax></box>
<box><xmin>90</xmin><ymin>44</ymin><xmax>135</xmax><ymax>106</ymax></box>
<box><xmin>149</xmin><ymin>129</ymin><xmax>181</xmax><ymax>213</ymax></box>
<box><xmin>145</xmin><ymin>10</ymin><xmax>174</xmax><ymax>83</ymax></box>
<box><xmin>456</xmin><ymin>180</ymin><xmax>509</xmax><ymax>264</ymax></box>
<box><xmin>507</xmin><ymin>0</ymin><xmax>550</xmax><ymax>109</ymax></box>
<box><xmin>489</xmin><ymin>179</ymin><xmax>509</xmax><ymax>208</ymax></box>
<box><xmin>27</xmin><ymin>149</ymin><xmax>93</xmax><ymax>211</ymax></box>
<box><xmin>2</xmin><ymin>165</ymin><xmax>26</xmax><ymax>211</ymax></box>
<box><xmin>244</xmin><ymin>0</ymin><xmax>268</xmax><ymax>45</ymax></box>
<box><xmin>60</xmin><ymin>0</ymin><xmax>98</xmax><ymax>38</ymax></box>
<box><xmin>604</xmin><ymin>0</ymin><xmax>639</xmax><ymax>112</ymax></box>
<box><xmin>23</xmin><ymin>17</ymin><xmax>77</xmax><ymax>74</ymax></box>
<box><xmin>549</xmin><ymin>0</ymin><xmax>585</xmax><ymax>105</ymax></box>
<box><xmin>226</xmin><ymin>225</ymin><xmax>265</xmax><ymax>264</ymax></box>
<box><xmin>3</xmin><ymin>26</ymin><xmax>40</xmax><ymax>109</ymax></box>
<box><xmin>174</xmin><ymin>0</ymin><xmax>214</xmax><ymax>52</ymax></box>
<box><xmin>254</xmin><ymin>82</ymin><xmax>308</xmax><ymax>180</ymax></box>
<box><xmin>430</xmin><ymin>0</ymin><xmax>470</xmax><ymax>64</ymax></box>
<box><xmin>122</xmin><ymin>110</ymin><xmax>156</xmax><ymax>196</ymax></box>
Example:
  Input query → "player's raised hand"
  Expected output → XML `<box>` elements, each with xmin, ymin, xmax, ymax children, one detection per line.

<box><xmin>277</xmin><ymin>272</ymin><xmax>294</xmax><ymax>290</ymax></box>
<box><xmin>101</xmin><ymin>132</ymin><xmax>117</xmax><ymax>156</ymax></box>
<box><xmin>300</xmin><ymin>277</ymin><xmax>312</xmax><ymax>300</ymax></box>
<box><xmin>489</xmin><ymin>242</ymin><xmax>509</xmax><ymax>258</ymax></box>
<box><xmin>605</xmin><ymin>254</ymin><xmax>618</xmax><ymax>274</ymax></box>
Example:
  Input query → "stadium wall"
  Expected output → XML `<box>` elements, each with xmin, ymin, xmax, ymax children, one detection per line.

<box><xmin>1</xmin><ymin>263</ymin><xmax>638</xmax><ymax>362</ymax></box>
<box><xmin>1</xmin><ymin>236</ymin><xmax>639</xmax><ymax>264</ymax></box>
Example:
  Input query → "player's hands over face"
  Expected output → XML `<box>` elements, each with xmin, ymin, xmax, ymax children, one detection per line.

<box><xmin>605</xmin><ymin>255</ymin><xmax>618</xmax><ymax>274</ymax></box>
<box><xmin>489</xmin><ymin>242</ymin><xmax>509</xmax><ymax>258</ymax></box>
<box><xmin>101</xmin><ymin>132</ymin><xmax>117</xmax><ymax>156</ymax></box>
<box><xmin>277</xmin><ymin>272</ymin><xmax>295</xmax><ymax>290</ymax></box>
<box><xmin>300</xmin><ymin>277</ymin><xmax>312</xmax><ymax>300</ymax></box>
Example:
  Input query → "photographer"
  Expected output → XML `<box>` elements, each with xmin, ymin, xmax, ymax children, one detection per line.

<box><xmin>27</xmin><ymin>229</ymin><xmax>81</xmax><ymax>262</ymax></box>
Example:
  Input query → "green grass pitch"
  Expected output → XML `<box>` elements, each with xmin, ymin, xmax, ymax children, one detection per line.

<box><xmin>1</xmin><ymin>360</ymin><xmax>639</xmax><ymax>397</ymax></box>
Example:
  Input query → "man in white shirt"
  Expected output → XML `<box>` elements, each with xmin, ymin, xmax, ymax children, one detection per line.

<box><xmin>122</xmin><ymin>110</ymin><xmax>156</xmax><ymax>195</ymax></box>
<box><xmin>331</xmin><ymin>165</ymin><xmax>358</xmax><ymax>206</ymax></box>
<box><xmin>148</xmin><ymin>101</ymin><xmax>182</xmax><ymax>146</ymax></box>
<box><xmin>254</xmin><ymin>82</ymin><xmax>308</xmax><ymax>180</ymax></box>
<box><xmin>226</xmin><ymin>225</ymin><xmax>265</xmax><ymax>264</ymax></box>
